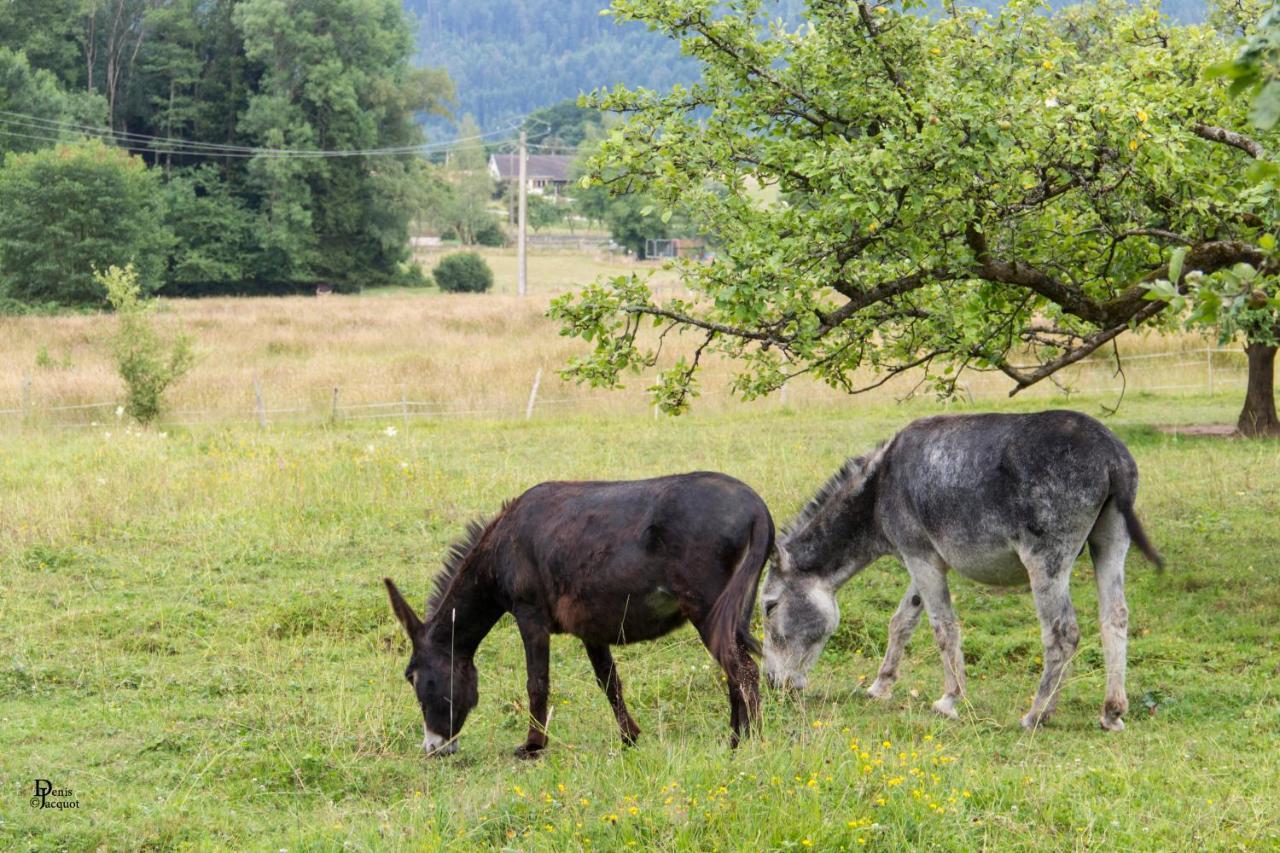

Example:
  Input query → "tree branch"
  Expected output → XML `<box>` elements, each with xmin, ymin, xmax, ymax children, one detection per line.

<box><xmin>1192</xmin><ymin>124</ymin><xmax>1266</xmax><ymax>159</ymax></box>
<box><xmin>621</xmin><ymin>305</ymin><xmax>788</xmax><ymax>344</ymax></box>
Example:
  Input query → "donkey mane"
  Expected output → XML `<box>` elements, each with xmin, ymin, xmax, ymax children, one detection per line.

<box><xmin>426</xmin><ymin>507</ymin><xmax>507</xmax><ymax>620</ymax></box>
<box><xmin>784</xmin><ymin>442</ymin><xmax>888</xmax><ymax>538</ymax></box>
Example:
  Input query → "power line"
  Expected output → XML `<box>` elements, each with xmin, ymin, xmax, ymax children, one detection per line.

<box><xmin>0</xmin><ymin>109</ymin><xmax>525</xmax><ymax>159</ymax></box>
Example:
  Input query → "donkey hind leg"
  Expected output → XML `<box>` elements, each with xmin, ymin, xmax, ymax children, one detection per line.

<box><xmin>905</xmin><ymin>556</ymin><xmax>966</xmax><ymax>720</ymax></box>
<box><xmin>515</xmin><ymin>617</ymin><xmax>552</xmax><ymax>759</ymax></box>
<box><xmin>1020</xmin><ymin>547</ymin><xmax>1081</xmax><ymax>731</ymax></box>
<box><xmin>695</xmin><ymin>621</ymin><xmax>759</xmax><ymax>749</ymax></box>
<box><xmin>583</xmin><ymin>642</ymin><xmax>641</xmax><ymax>746</ymax></box>
<box><xmin>1089</xmin><ymin>502</ymin><xmax>1131</xmax><ymax>732</ymax></box>
<box><xmin>867</xmin><ymin>581</ymin><xmax>924</xmax><ymax>701</ymax></box>
<box><xmin>732</xmin><ymin>635</ymin><xmax>761</xmax><ymax>746</ymax></box>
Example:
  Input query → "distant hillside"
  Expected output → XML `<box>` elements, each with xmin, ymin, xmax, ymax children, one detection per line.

<box><xmin>407</xmin><ymin>0</ymin><xmax>1208</xmax><ymax>135</ymax></box>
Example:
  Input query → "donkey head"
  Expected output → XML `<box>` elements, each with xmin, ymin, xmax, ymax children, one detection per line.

<box><xmin>385</xmin><ymin>578</ymin><xmax>479</xmax><ymax>755</ymax></box>
<box><xmin>759</xmin><ymin>542</ymin><xmax>840</xmax><ymax>691</ymax></box>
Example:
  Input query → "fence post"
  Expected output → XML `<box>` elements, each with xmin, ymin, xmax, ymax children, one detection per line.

<box><xmin>21</xmin><ymin>371</ymin><xmax>32</xmax><ymax>423</ymax></box>
<box><xmin>779</xmin><ymin>382</ymin><xmax>789</xmax><ymax>407</ymax></box>
<box><xmin>253</xmin><ymin>373</ymin><xmax>266</xmax><ymax>429</ymax></box>
<box><xmin>401</xmin><ymin>386</ymin><xmax>410</xmax><ymax>426</ymax></box>
<box><xmin>1206</xmin><ymin>348</ymin><xmax>1214</xmax><ymax>397</ymax></box>
<box><xmin>525</xmin><ymin>368</ymin><xmax>542</xmax><ymax>421</ymax></box>
<box><xmin>330</xmin><ymin>387</ymin><xmax>340</xmax><ymax>424</ymax></box>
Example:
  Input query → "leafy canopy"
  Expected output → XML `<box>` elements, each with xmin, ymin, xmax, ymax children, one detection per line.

<box><xmin>551</xmin><ymin>0</ymin><xmax>1274</xmax><ymax>413</ymax></box>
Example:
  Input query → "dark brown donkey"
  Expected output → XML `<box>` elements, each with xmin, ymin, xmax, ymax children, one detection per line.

<box><xmin>384</xmin><ymin>471</ymin><xmax>774</xmax><ymax>758</ymax></box>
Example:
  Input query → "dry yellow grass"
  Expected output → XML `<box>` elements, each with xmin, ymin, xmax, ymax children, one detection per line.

<box><xmin>0</xmin><ymin>248</ymin><xmax>1251</xmax><ymax>426</ymax></box>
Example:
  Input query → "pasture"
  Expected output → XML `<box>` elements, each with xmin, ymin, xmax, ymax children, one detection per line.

<box><xmin>2</xmin><ymin>277</ymin><xmax>1279</xmax><ymax>850</ymax></box>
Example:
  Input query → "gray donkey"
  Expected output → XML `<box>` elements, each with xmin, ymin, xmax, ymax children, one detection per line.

<box><xmin>761</xmin><ymin>410</ymin><xmax>1162</xmax><ymax>732</ymax></box>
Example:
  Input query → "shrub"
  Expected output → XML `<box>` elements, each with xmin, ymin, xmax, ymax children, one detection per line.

<box><xmin>433</xmin><ymin>252</ymin><xmax>494</xmax><ymax>294</ymax></box>
<box><xmin>475</xmin><ymin>221</ymin><xmax>507</xmax><ymax>247</ymax></box>
<box><xmin>0</xmin><ymin>140</ymin><xmax>172</xmax><ymax>307</ymax></box>
<box><xmin>100</xmin><ymin>265</ymin><xmax>194</xmax><ymax>425</ymax></box>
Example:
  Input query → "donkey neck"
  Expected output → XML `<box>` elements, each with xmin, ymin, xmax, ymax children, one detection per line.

<box><xmin>788</xmin><ymin>465</ymin><xmax>887</xmax><ymax>587</ymax></box>
<box><xmin>424</xmin><ymin>559</ymin><xmax>503</xmax><ymax>655</ymax></box>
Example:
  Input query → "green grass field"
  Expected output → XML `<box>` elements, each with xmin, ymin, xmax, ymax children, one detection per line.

<box><xmin>2</xmin><ymin>394</ymin><xmax>1278</xmax><ymax>850</ymax></box>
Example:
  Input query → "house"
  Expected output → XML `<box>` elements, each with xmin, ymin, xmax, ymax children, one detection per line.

<box><xmin>488</xmin><ymin>153</ymin><xmax>574</xmax><ymax>196</ymax></box>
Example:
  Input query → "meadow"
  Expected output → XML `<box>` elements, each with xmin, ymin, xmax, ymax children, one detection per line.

<box><xmin>2</xmin><ymin>265</ymin><xmax>1279</xmax><ymax>850</ymax></box>
<box><xmin>0</xmin><ymin>247</ymin><xmax>1259</xmax><ymax>431</ymax></box>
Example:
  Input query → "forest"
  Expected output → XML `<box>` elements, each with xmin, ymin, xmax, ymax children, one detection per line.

<box><xmin>0</xmin><ymin>0</ymin><xmax>450</xmax><ymax>303</ymax></box>
<box><xmin>407</xmin><ymin>0</ymin><xmax>1209</xmax><ymax>131</ymax></box>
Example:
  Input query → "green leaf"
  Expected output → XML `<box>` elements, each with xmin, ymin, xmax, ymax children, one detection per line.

<box><xmin>1167</xmin><ymin>246</ymin><xmax>1188</xmax><ymax>284</ymax></box>
<box><xmin>1251</xmin><ymin>82</ymin><xmax>1280</xmax><ymax>130</ymax></box>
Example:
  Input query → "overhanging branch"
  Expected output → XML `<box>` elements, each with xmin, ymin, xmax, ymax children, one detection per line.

<box><xmin>1192</xmin><ymin>124</ymin><xmax>1266</xmax><ymax>159</ymax></box>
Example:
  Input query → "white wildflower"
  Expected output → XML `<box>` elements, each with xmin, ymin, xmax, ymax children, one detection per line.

<box><xmin>384</xmin><ymin>426</ymin><xmax>398</xmax><ymax>437</ymax></box>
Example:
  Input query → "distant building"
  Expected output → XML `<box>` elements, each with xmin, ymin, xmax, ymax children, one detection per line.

<box><xmin>645</xmin><ymin>238</ymin><xmax>708</xmax><ymax>261</ymax></box>
<box><xmin>488</xmin><ymin>153</ymin><xmax>574</xmax><ymax>196</ymax></box>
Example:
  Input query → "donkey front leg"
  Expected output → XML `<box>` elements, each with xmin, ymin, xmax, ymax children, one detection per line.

<box><xmin>868</xmin><ymin>581</ymin><xmax>923</xmax><ymax>701</ymax></box>
<box><xmin>906</xmin><ymin>557</ymin><xmax>966</xmax><ymax>720</ymax></box>
<box><xmin>583</xmin><ymin>642</ymin><xmax>641</xmax><ymax>746</ymax></box>
<box><xmin>1090</xmin><ymin>503</ymin><xmax>1131</xmax><ymax>732</ymax></box>
<box><xmin>1021</xmin><ymin>553</ymin><xmax>1080</xmax><ymax>731</ymax></box>
<box><xmin>515</xmin><ymin>617</ymin><xmax>551</xmax><ymax>758</ymax></box>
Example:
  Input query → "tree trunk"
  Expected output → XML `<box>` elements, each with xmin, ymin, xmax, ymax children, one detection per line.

<box><xmin>1237</xmin><ymin>342</ymin><xmax>1280</xmax><ymax>437</ymax></box>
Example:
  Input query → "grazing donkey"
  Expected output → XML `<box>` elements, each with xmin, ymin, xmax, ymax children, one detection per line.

<box><xmin>384</xmin><ymin>472</ymin><xmax>773</xmax><ymax>757</ymax></box>
<box><xmin>760</xmin><ymin>411</ymin><xmax>1162</xmax><ymax>732</ymax></box>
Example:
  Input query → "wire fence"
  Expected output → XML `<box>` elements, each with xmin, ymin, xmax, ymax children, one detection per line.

<box><xmin>0</xmin><ymin>347</ymin><xmax>1255</xmax><ymax>431</ymax></box>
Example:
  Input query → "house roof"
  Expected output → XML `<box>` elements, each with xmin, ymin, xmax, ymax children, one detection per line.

<box><xmin>489</xmin><ymin>153</ymin><xmax>573</xmax><ymax>182</ymax></box>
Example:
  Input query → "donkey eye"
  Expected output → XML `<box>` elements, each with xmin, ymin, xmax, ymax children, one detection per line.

<box><xmin>763</xmin><ymin>600</ymin><xmax>778</xmax><ymax>617</ymax></box>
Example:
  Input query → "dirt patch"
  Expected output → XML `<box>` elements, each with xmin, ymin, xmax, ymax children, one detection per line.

<box><xmin>1155</xmin><ymin>423</ymin><xmax>1239</xmax><ymax>437</ymax></box>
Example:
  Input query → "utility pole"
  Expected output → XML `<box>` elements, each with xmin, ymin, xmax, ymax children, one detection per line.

<box><xmin>518</xmin><ymin>130</ymin><xmax>528</xmax><ymax>297</ymax></box>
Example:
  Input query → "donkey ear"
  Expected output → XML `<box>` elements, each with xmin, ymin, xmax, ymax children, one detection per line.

<box><xmin>384</xmin><ymin>578</ymin><xmax>424</xmax><ymax>639</ymax></box>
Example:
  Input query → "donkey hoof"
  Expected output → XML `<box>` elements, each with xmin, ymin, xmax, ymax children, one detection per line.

<box><xmin>867</xmin><ymin>680</ymin><xmax>893</xmax><ymax>701</ymax></box>
<box><xmin>514</xmin><ymin>743</ymin><xmax>545</xmax><ymax>760</ymax></box>
<box><xmin>1100</xmin><ymin>715</ymin><xmax>1126</xmax><ymax>733</ymax></box>
<box><xmin>932</xmin><ymin>698</ymin><xmax>960</xmax><ymax>720</ymax></box>
<box><xmin>620</xmin><ymin>728</ymin><xmax>641</xmax><ymax>747</ymax></box>
<box><xmin>1020</xmin><ymin>712</ymin><xmax>1046</xmax><ymax>731</ymax></box>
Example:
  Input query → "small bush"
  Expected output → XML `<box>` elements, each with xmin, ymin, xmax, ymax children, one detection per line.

<box><xmin>434</xmin><ymin>252</ymin><xmax>494</xmax><ymax>294</ymax></box>
<box><xmin>398</xmin><ymin>262</ymin><xmax>432</xmax><ymax>288</ymax></box>
<box><xmin>100</xmin><ymin>265</ymin><xmax>194</xmax><ymax>425</ymax></box>
<box><xmin>475</xmin><ymin>221</ymin><xmax>507</xmax><ymax>247</ymax></box>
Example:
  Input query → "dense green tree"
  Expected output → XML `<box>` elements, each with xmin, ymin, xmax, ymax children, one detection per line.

<box><xmin>0</xmin><ymin>1</ymin><xmax>85</xmax><ymax>91</ymax></box>
<box><xmin>0</xmin><ymin>140</ymin><xmax>171</xmax><ymax>306</ymax></box>
<box><xmin>162</xmin><ymin>164</ymin><xmax>258</xmax><ymax>290</ymax></box>
<box><xmin>552</xmin><ymin>0</ymin><xmax>1278</xmax><ymax>434</ymax></box>
<box><xmin>233</xmin><ymin>0</ymin><xmax>452</xmax><ymax>286</ymax></box>
<box><xmin>433</xmin><ymin>114</ymin><xmax>496</xmax><ymax>245</ymax></box>
<box><xmin>0</xmin><ymin>47</ymin><xmax>106</xmax><ymax>155</ymax></box>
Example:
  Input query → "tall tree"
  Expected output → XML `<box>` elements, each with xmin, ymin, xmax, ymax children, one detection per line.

<box><xmin>437</xmin><ymin>114</ymin><xmax>495</xmax><ymax>245</ymax></box>
<box><xmin>552</xmin><ymin>0</ymin><xmax>1280</xmax><ymax>434</ymax></box>
<box><xmin>234</xmin><ymin>0</ymin><xmax>452</xmax><ymax>285</ymax></box>
<box><xmin>0</xmin><ymin>0</ymin><xmax>85</xmax><ymax>90</ymax></box>
<box><xmin>0</xmin><ymin>47</ymin><xmax>107</xmax><ymax>155</ymax></box>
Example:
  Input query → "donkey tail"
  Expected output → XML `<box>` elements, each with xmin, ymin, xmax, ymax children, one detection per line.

<box><xmin>707</xmin><ymin>511</ymin><xmax>774</xmax><ymax>674</ymax></box>
<box><xmin>1109</xmin><ymin>464</ymin><xmax>1164</xmax><ymax>571</ymax></box>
